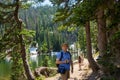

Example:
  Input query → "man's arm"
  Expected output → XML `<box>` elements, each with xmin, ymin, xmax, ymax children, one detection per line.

<box><xmin>56</xmin><ymin>52</ymin><xmax>66</xmax><ymax>64</ymax></box>
<box><xmin>56</xmin><ymin>59</ymin><xmax>66</xmax><ymax>64</ymax></box>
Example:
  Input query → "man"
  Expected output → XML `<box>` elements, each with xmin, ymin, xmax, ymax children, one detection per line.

<box><xmin>78</xmin><ymin>55</ymin><xmax>83</xmax><ymax>71</ymax></box>
<box><xmin>56</xmin><ymin>43</ymin><xmax>73</xmax><ymax>80</ymax></box>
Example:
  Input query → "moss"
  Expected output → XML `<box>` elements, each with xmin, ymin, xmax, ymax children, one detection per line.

<box><xmin>35</xmin><ymin>76</ymin><xmax>45</xmax><ymax>80</ymax></box>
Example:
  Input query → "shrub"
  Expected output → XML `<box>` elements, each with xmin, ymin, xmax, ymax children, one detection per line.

<box><xmin>42</xmin><ymin>56</ymin><xmax>52</xmax><ymax>67</ymax></box>
<box><xmin>35</xmin><ymin>76</ymin><xmax>45</xmax><ymax>80</ymax></box>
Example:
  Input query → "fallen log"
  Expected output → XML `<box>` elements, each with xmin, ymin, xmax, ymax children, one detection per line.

<box><xmin>34</xmin><ymin>67</ymin><xmax>57</xmax><ymax>77</ymax></box>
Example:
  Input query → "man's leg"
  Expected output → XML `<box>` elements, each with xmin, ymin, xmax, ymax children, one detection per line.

<box><xmin>61</xmin><ymin>70</ymin><xmax>70</xmax><ymax>80</ymax></box>
<box><xmin>61</xmin><ymin>71</ymin><xmax>69</xmax><ymax>80</ymax></box>
<box><xmin>66</xmin><ymin>70</ymin><xmax>70</xmax><ymax>79</ymax></box>
<box><xmin>79</xmin><ymin>63</ymin><xmax>81</xmax><ymax>70</ymax></box>
<box><xmin>61</xmin><ymin>72</ymin><xmax>67</xmax><ymax>80</ymax></box>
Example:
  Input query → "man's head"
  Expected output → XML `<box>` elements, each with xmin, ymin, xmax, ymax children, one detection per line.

<box><xmin>61</xmin><ymin>43</ymin><xmax>69</xmax><ymax>52</ymax></box>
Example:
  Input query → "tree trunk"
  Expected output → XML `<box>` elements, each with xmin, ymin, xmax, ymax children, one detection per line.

<box><xmin>96</xmin><ymin>7</ymin><xmax>107</xmax><ymax>57</ymax></box>
<box><xmin>14</xmin><ymin>0</ymin><xmax>35</xmax><ymax>80</ymax></box>
<box><xmin>85</xmin><ymin>21</ymin><xmax>99</xmax><ymax>72</ymax></box>
<box><xmin>20</xmin><ymin>35</ymin><xmax>35</xmax><ymax>80</ymax></box>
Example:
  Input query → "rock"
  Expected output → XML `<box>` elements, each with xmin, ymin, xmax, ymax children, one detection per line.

<box><xmin>34</xmin><ymin>67</ymin><xmax>57</xmax><ymax>78</ymax></box>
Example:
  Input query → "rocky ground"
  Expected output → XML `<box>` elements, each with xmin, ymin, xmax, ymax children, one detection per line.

<box><xmin>46</xmin><ymin>59</ymin><xmax>92</xmax><ymax>80</ymax></box>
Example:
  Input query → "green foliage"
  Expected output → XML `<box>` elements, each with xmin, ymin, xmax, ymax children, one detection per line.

<box><xmin>90</xmin><ymin>21</ymin><xmax>98</xmax><ymax>52</ymax></box>
<box><xmin>20</xmin><ymin>29</ymin><xmax>35</xmax><ymax>37</ymax></box>
<box><xmin>57</xmin><ymin>25</ymin><xmax>67</xmax><ymax>31</ymax></box>
<box><xmin>111</xmin><ymin>31</ymin><xmax>120</xmax><ymax>40</ymax></box>
<box><xmin>19</xmin><ymin>5</ymin><xmax>77</xmax><ymax>51</ymax></box>
<box><xmin>97</xmin><ymin>51</ymin><xmax>117</xmax><ymax>76</ymax></box>
<box><xmin>11</xmin><ymin>52</ymin><xmax>24</xmax><ymax>80</ymax></box>
<box><xmin>40</xmin><ymin>42</ymin><xmax>48</xmax><ymax>53</ymax></box>
<box><xmin>78</xmin><ymin>26</ymin><xmax>86</xmax><ymax>54</ymax></box>
<box><xmin>31</xmin><ymin>41</ymin><xmax>38</xmax><ymax>47</ymax></box>
<box><xmin>42</xmin><ymin>56</ymin><xmax>52</xmax><ymax>67</ymax></box>
<box><xmin>101</xmin><ymin>76</ymin><xmax>116</xmax><ymax>80</ymax></box>
<box><xmin>21</xmin><ymin>2</ymin><xmax>33</xmax><ymax>9</ymax></box>
<box><xmin>35</xmin><ymin>76</ymin><xmax>45</xmax><ymax>80</ymax></box>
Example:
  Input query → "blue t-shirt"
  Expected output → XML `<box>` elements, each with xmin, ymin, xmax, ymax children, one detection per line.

<box><xmin>56</xmin><ymin>51</ymin><xmax>71</xmax><ymax>70</ymax></box>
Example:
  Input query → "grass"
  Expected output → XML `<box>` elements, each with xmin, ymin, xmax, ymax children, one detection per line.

<box><xmin>0</xmin><ymin>76</ymin><xmax>10</xmax><ymax>80</ymax></box>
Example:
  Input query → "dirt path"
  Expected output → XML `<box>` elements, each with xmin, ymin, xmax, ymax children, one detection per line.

<box><xmin>46</xmin><ymin>59</ymin><xmax>92</xmax><ymax>80</ymax></box>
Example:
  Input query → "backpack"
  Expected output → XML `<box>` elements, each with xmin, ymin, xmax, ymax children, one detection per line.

<box><xmin>56</xmin><ymin>51</ymin><xmax>71</xmax><ymax>67</ymax></box>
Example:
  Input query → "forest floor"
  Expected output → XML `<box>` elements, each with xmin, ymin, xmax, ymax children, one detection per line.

<box><xmin>46</xmin><ymin>59</ymin><xmax>95</xmax><ymax>80</ymax></box>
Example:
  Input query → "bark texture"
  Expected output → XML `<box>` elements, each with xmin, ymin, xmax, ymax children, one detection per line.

<box><xmin>96</xmin><ymin>7</ymin><xmax>107</xmax><ymax>57</ymax></box>
<box><xmin>85</xmin><ymin>21</ymin><xmax>99</xmax><ymax>72</ymax></box>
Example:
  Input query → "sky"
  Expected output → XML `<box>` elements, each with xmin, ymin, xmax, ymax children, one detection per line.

<box><xmin>31</xmin><ymin>0</ymin><xmax>52</xmax><ymax>8</ymax></box>
<box><xmin>41</xmin><ymin>0</ymin><xmax>52</xmax><ymax>5</ymax></box>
